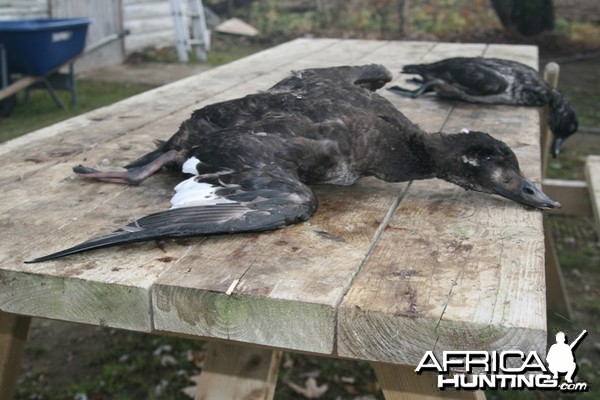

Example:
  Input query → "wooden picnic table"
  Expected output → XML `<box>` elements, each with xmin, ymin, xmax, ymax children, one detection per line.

<box><xmin>0</xmin><ymin>39</ymin><xmax>547</xmax><ymax>399</ymax></box>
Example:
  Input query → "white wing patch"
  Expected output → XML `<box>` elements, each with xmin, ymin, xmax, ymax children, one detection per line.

<box><xmin>172</xmin><ymin>157</ymin><xmax>237</xmax><ymax>209</ymax></box>
<box><xmin>170</xmin><ymin>176</ymin><xmax>237</xmax><ymax>209</ymax></box>
<box><xmin>182</xmin><ymin>156</ymin><xmax>201</xmax><ymax>175</ymax></box>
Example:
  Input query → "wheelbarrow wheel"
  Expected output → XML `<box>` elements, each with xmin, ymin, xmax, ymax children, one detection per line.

<box><xmin>0</xmin><ymin>94</ymin><xmax>16</xmax><ymax>117</ymax></box>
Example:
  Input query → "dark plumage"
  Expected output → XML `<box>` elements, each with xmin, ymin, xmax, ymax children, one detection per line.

<box><xmin>388</xmin><ymin>57</ymin><xmax>578</xmax><ymax>157</ymax></box>
<box><xmin>27</xmin><ymin>64</ymin><xmax>560</xmax><ymax>263</ymax></box>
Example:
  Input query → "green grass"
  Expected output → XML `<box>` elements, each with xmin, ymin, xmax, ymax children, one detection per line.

<box><xmin>127</xmin><ymin>34</ymin><xmax>272</xmax><ymax>67</ymax></box>
<box><xmin>0</xmin><ymin>80</ymin><xmax>152</xmax><ymax>144</ymax></box>
<box><xmin>0</xmin><ymin>35</ymin><xmax>271</xmax><ymax>145</ymax></box>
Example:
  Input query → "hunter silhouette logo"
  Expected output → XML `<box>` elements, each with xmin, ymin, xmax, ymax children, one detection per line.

<box><xmin>546</xmin><ymin>330</ymin><xmax>587</xmax><ymax>384</ymax></box>
<box><xmin>415</xmin><ymin>329</ymin><xmax>589</xmax><ymax>392</ymax></box>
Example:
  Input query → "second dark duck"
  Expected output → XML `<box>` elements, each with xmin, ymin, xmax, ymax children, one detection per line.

<box><xmin>388</xmin><ymin>57</ymin><xmax>578</xmax><ymax>157</ymax></box>
<box><xmin>28</xmin><ymin>64</ymin><xmax>560</xmax><ymax>263</ymax></box>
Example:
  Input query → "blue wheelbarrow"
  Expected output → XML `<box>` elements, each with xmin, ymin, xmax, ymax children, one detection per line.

<box><xmin>0</xmin><ymin>18</ymin><xmax>90</xmax><ymax>116</ymax></box>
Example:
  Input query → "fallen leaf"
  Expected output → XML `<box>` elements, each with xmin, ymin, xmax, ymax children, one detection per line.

<box><xmin>286</xmin><ymin>377</ymin><xmax>328</xmax><ymax>399</ymax></box>
<box><xmin>153</xmin><ymin>344</ymin><xmax>173</xmax><ymax>356</ymax></box>
<box><xmin>182</xmin><ymin>374</ymin><xmax>202</xmax><ymax>399</ymax></box>
<box><xmin>188</xmin><ymin>374</ymin><xmax>202</xmax><ymax>384</ymax></box>
<box><xmin>155</xmin><ymin>379</ymin><xmax>169</xmax><ymax>396</ymax></box>
<box><xmin>282</xmin><ymin>354</ymin><xmax>295</xmax><ymax>369</ymax></box>
<box><xmin>181</xmin><ymin>385</ymin><xmax>197</xmax><ymax>398</ymax></box>
<box><xmin>344</xmin><ymin>384</ymin><xmax>358</xmax><ymax>394</ymax></box>
<box><xmin>185</xmin><ymin>349</ymin><xmax>206</xmax><ymax>368</ymax></box>
<box><xmin>161</xmin><ymin>354</ymin><xmax>177</xmax><ymax>367</ymax></box>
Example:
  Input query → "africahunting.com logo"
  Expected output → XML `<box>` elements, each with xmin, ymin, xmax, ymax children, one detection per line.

<box><xmin>415</xmin><ymin>330</ymin><xmax>588</xmax><ymax>392</ymax></box>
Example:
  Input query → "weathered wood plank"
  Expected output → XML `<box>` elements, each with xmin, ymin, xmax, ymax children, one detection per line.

<box><xmin>152</xmin><ymin>178</ymin><xmax>406</xmax><ymax>353</ymax></box>
<box><xmin>338</xmin><ymin>177</ymin><xmax>546</xmax><ymax>365</ymax></box>
<box><xmin>195</xmin><ymin>342</ymin><xmax>281</xmax><ymax>400</ymax></box>
<box><xmin>0</xmin><ymin>76</ymin><xmax>38</xmax><ymax>102</ymax></box>
<box><xmin>585</xmin><ymin>155</ymin><xmax>600</xmax><ymax>224</ymax></box>
<box><xmin>338</xmin><ymin>44</ymin><xmax>547</xmax><ymax>365</ymax></box>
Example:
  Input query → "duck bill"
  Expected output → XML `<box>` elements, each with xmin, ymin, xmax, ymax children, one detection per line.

<box><xmin>495</xmin><ymin>178</ymin><xmax>562</xmax><ymax>210</ymax></box>
<box><xmin>551</xmin><ymin>137</ymin><xmax>564</xmax><ymax>158</ymax></box>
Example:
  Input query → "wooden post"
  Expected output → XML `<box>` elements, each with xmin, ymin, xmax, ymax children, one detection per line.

<box><xmin>585</xmin><ymin>155</ymin><xmax>600</xmax><ymax>226</ymax></box>
<box><xmin>540</xmin><ymin>62</ymin><xmax>572</xmax><ymax>319</ymax></box>
<box><xmin>372</xmin><ymin>363</ymin><xmax>485</xmax><ymax>400</ymax></box>
<box><xmin>541</xmin><ymin>62</ymin><xmax>559</xmax><ymax>178</ymax></box>
<box><xmin>195</xmin><ymin>342</ymin><xmax>281</xmax><ymax>400</ymax></box>
<box><xmin>0</xmin><ymin>311</ymin><xmax>31</xmax><ymax>400</ymax></box>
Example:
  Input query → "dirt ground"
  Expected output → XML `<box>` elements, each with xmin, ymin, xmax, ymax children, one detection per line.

<box><xmin>10</xmin><ymin>31</ymin><xmax>600</xmax><ymax>400</ymax></box>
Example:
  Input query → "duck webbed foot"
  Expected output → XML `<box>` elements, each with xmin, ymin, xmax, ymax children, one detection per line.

<box><xmin>388</xmin><ymin>81</ymin><xmax>435</xmax><ymax>98</ymax></box>
<box><xmin>406</xmin><ymin>77</ymin><xmax>425</xmax><ymax>84</ymax></box>
<box><xmin>74</xmin><ymin>149</ymin><xmax>178</xmax><ymax>185</ymax></box>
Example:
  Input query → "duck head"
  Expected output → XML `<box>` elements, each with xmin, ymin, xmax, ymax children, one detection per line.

<box><xmin>549</xmin><ymin>90</ymin><xmax>578</xmax><ymax>158</ymax></box>
<box><xmin>436</xmin><ymin>131</ymin><xmax>561</xmax><ymax>210</ymax></box>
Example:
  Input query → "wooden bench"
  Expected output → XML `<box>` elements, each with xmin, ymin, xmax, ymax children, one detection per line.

<box><xmin>0</xmin><ymin>39</ymin><xmax>549</xmax><ymax>399</ymax></box>
<box><xmin>543</xmin><ymin>155</ymin><xmax>600</xmax><ymax>223</ymax></box>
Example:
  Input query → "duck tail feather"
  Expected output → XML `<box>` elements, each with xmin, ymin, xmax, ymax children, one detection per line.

<box><xmin>24</xmin><ymin>229</ymin><xmax>175</xmax><ymax>263</ymax></box>
<box><xmin>353</xmin><ymin>64</ymin><xmax>393</xmax><ymax>91</ymax></box>
<box><xmin>24</xmin><ymin>203</ymin><xmax>291</xmax><ymax>263</ymax></box>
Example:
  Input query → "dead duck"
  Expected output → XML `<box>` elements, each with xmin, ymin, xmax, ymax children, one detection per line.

<box><xmin>27</xmin><ymin>64</ymin><xmax>560</xmax><ymax>263</ymax></box>
<box><xmin>388</xmin><ymin>57</ymin><xmax>578</xmax><ymax>157</ymax></box>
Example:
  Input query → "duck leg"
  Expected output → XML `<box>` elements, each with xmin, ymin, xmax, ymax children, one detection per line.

<box><xmin>73</xmin><ymin>149</ymin><xmax>179</xmax><ymax>185</ymax></box>
<box><xmin>388</xmin><ymin>81</ymin><xmax>436</xmax><ymax>98</ymax></box>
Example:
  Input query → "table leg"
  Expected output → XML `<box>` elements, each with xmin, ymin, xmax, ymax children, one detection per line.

<box><xmin>195</xmin><ymin>341</ymin><xmax>282</xmax><ymax>400</ymax></box>
<box><xmin>372</xmin><ymin>363</ymin><xmax>486</xmax><ymax>400</ymax></box>
<box><xmin>544</xmin><ymin>218</ymin><xmax>573</xmax><ymax>319</ymax></box>
<box><xmin>0</xmin><ymin>311</ymin><xmax>32</xmax><ymax>400</ymax></box>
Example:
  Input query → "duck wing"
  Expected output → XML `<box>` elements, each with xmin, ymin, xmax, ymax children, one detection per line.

<box><xmin>26</xmin><ymin>165</ymin><xmax>316</xmax><ymax>263</ymax></box>
<box><xmin>403</xmin><ymin>58</ymin><xmax>509</xmax><ymax>96</ymax></box>
<box><xmin>270</xmin><ymin>64</ymin><xmax>393</xmax><ymax>92</ymax></box>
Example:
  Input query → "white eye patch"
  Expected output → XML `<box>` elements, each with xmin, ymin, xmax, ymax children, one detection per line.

<box><xmin>460</xmin><ymin>128</ymin><xmax>470</xmax><ymax>133</ymax></box>
<box><xmin>491</xmin><ymin>167</ymin><xmax>504</xmax><ymax>183</ymax></box>
<box><xmin>462</xmin><ymin>155</ymin><xmax>479</xmax><ymax>167</ymax></box>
